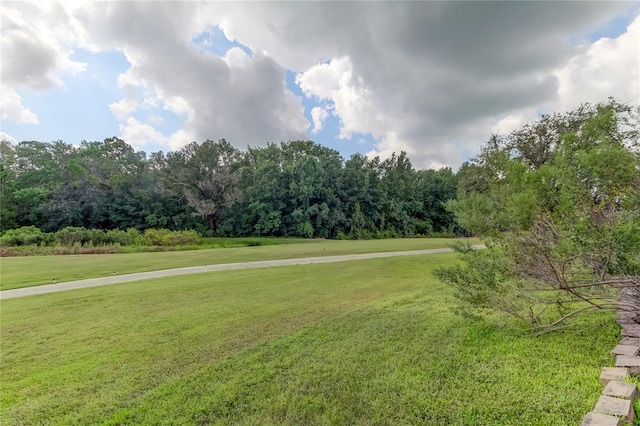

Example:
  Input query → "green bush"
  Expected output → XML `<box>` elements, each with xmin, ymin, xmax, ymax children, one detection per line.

<box><xmin>375</xmin><ymin>229</ymin><xmax>399</xmax><ymax>239</ymax></box>
<box><xmin>103</xmin><ymin>228</ymin><xmax>143</xmax><ymax>246</ymax></box>
<box><xmin>1</xmin><ymin>226</ymin><xmax>200</xmax><ymax>250</ymax></box>
<box><xmin>55</xmin><ymin>227</ymin><xmax>94</xmax><ymax>246</ymax></box>
<box><xmin>143</xmin><ymin>229</ymin><xmax>200</xmax><ymax>246</ymax></box>
<box><xmin>0</xmin><ymin>226</ymin><xmax>46</xmax><ymax>246</ymax></box>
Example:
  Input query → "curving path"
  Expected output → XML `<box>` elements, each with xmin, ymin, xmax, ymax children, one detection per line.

<box><xmin>0</xmin><ymin>245</ymin><xmax>484</xmax><ymax>300</ymax></box>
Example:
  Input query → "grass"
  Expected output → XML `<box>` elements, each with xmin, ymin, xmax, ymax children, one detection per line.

<box><xmin>0</xmin><ymin>237</ymin><xmax>477</xmax><ymax>290</ymax></box>
<box><xmin>1</xmin><ymin>252</ymin><xmax>618</xmax><ymax>425</ymax></box>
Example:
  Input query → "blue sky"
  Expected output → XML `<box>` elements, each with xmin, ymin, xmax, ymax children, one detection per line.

<box><xmin>2</xmin><ymin>2</ymin><xmax>638</xmax><ymax>169</ymax></box>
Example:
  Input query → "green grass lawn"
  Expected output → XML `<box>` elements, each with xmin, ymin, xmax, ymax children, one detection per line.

<box><xmin>0</xmin><ymin>237</ymin><xmax>478</xmax><ymax>290</ymax></box>
<box><xmin>1</xmin><ymin>253</ymin><xmax>617</xmax><ymax>425</ymax></box>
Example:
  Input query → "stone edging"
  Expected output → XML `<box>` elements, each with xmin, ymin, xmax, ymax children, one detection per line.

<box><xmin>582</xmin><ymin>287</ymin><xmax>640</xmax><ymax>426</ymax></box>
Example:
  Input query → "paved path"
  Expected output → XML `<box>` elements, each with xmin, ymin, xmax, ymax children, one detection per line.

<box><xmin>0</xmin><ymin>245</ymin><xmax>484</xmax><ymax>300</ymax></box>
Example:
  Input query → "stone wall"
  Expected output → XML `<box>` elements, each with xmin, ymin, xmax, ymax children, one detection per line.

<box><xmin>582</xmin><ymin>286</ymin><xmax>640</xmax><ymax>426</ymax></box>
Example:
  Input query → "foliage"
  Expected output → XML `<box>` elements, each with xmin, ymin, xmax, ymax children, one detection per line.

<box><xmin>0</xmin><ymin>226</ymin><xmax>200</xmax><ymax>251</ymax></box>
<box><xmin>0</xmin><ymin>226</ymin><xmax>50</xmax><ymax>247</ymax></box>
<box><xmin>160</xmin><ymin>139</ymin><xmax>243</xmax><ymax>233</ymax></box>
<box><xmin>439</xmin><ymin>99</ymin><xmax>640</xmax><ymax>333</ymax></box>
<box><xmin>142</xmin><ymin>229</ymin><xmax>200</xmax><ymax>246</ymax></box>
<box><xmin>1</xmin><ymin>136</ymin><xmax>462</xmax><ymax>238</ymax></box>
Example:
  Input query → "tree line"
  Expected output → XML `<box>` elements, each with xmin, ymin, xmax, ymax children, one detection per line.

<box><xmin>0</xmin><ymin>138</ymin><xmax>461</xmax><ymax>238</ymax></box>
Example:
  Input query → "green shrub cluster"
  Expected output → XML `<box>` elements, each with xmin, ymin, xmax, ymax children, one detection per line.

<box><xmin>0</xmin><ymin>226</ymin><xmax>54</xmax><ymax>246</ymax></box>
<box><xmin>142</xmin><ymin>229</ymin><xmax>200</xmax><ymax>246</ymax></box>
<box><xmin>0</xmin><ymin>226</ymin><xmax>200</xmax><ymax>248</ymax></box>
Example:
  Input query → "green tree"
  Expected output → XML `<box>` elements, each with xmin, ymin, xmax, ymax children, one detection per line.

<box><xmin>414</xmin><ymin>167</ymin><xmax>459</xmax><ymax>235</ymax></box>
<box><xmin>241</xmin><ymin>141</ymin><xmax>343</xmax><ymax>238</ymax></box>
<box><xmin>438</xmin><ymin>99</ymin><xmax>640</xmax><ymax>333</ymax></box>
<box><xmin>339</xmin><ymin>153</ymin><xmax>382</xmax><ymax>238</ymax></box>
<box><xmin>0</xmin><ymin>140</ymin><xmax>18</xmax><ymax>231</ymax></box>
<box><xmin>161</xmin><ymin>139</ymin><xmax>243</xmax><ymax>234</ymax></box>
<box><xmin>378</xmin><ymin>151</ymin><xmax>419</xmax><ymax>236</ymax></box>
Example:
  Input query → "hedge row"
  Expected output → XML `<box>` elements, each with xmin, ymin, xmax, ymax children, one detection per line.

<box><xmin>0</xmin><ymin>226</ymin><xmax>200</xmax><ymax>247</ymax></box>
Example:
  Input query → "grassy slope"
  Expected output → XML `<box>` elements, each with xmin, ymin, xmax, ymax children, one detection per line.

<box><xmin>1</xmin><ymin>253</ymin><xmax>617</xmax><ymax>425</ymax></box>
<box><xmin>0</xmin><ymin>238</ymin><xmax>477</xmax><ymax>291</ymax></box>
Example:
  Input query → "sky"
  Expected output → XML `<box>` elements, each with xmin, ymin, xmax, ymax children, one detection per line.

<box><xmin>1</xmin><ymin>1</ymin><xmax>639</xmax><ymax>170</ymax></box>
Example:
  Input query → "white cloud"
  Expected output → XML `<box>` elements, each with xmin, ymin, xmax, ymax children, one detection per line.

<box><xmin>310</xmin><ymin>106</ymin><xmax>328</xmax><ymax>134</ymax></box>
<box><xmin>0</xmin><ymin>132</ymin><xmax>17</xmax><ymax>144</ymax></box>
<box><xmin>297</xmin><ymin>57</ymin><xmax>384</xmax><ymax>140</ymax></box>
<box><xmin>168</xmin><ymin>128</ymin><xmax>197</xmax><ymax>152</ymax></box>
<box><xmin>554</xmin><ymin>14</ymin><xmax>640</xmax><ymax>111</ymax></box>
<box><xmin>224</xmin><ymin>47</ymin><xmax>251</xmax><ymax>68</ymax></box>
<box><xmin>491</xmin><ymin>114</ymin><xmax>531</xmax><ymax>136</ymax></box>
<box><xmin>2</xmin><ymin>1</ymin><xmax>638</xmax><ymax>169</ymax></box>
<box><xmin>1</xmin><ymin>87</ymin><xmax>39</xmax><ymax>124</ymax></box>
<box><xmin>109</xmin><ymin>72</ymin><xmax>139</xmax><ymax>120</ymax></box>
<box><xmin>0</xmin><ymin>1</ymin><xmax>87</xmax><ymax>126</ymax></box>
<box><xmin>161</xmin><ymin>95</ymin><xmax>193</xmax><ymax>117</ymax></box>
<box><xmin>73</xmin><ymin>2</ymin><xmax>309</xmax><ymax>150</ymax></box>
<box><xmin>0</xmin><ymin>2</ymin><xmax>86</xmax><ymax>91</ymax></box>
<box><xmin>119</xmin><ymin>117</ymin><xmax>167</xmax><ymax>151</ymax></box>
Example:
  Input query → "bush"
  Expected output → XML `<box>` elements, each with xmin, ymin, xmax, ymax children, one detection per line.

<box><xmin>0</xmin><ymin>226</ymin><xmax>201</xmax><ymax>253</ymax></box>
<box><xmin>375</xmin><ymin>229</ymin><xmax>399</xmax><ymax>239</ymax></box>
<box><xmin>104</xmin><ymin>228</ymin><xmax>144</xmax><ymax>246</ymax></box>
<box><xmin>55</xmin><ymin>227</ymin><xmax>94</xmax><ymax>246</ymax></box>
<box><xmin>0</xmin><ymin>226</ymin><xmax>46</xmax><ymax>246</ymax></box>
<box><xmin>143</xmin><ymin>229</ymin><xmax>200</xmax><ymax>246</ymax></box>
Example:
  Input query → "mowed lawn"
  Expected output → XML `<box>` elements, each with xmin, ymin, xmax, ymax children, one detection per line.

<box><xmin>1</xmin><ymin>253</ymin><xmax>617</xmax><ymax>425</ymax></box>
<box><xmin>0</xmin><ymin>238</ymin><xmax>478</xmax><ymax>291</ymax></box>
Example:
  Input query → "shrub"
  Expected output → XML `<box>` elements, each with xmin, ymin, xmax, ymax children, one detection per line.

<box><xmin>87</xmin><ymin>228</ymin><xmax>106</xmax><ymax>246</ymax></box>
<box><xmin>0</xmin><ymin>226</ymin><xmax>47</xmax><ymax>246</ymax></box>
<box><xmin>55</xmin><ymin>227</ymin><xmax>93</xmax><ymax>246</ymax></box>
<box><xmin>375</xmin><ymin>229</ymin><xmax>399</xmax><ymax>239</ymax></box>
<box><xmin>126</xmin><ymin>228</ymin><xmax>145</xmax><ymax>246</ymax></box>
<box><xmin>335</xmin><ymin>231</ymin><xmax>350</xmax><ymax>240</ymax></box>
<box><xmin>103</xmin><ymin>228</ymin><xmax>143</xmax><ymax>246</ymax></box>
<box><xmin>143</xmin><ymin>229</ymin><xmax>200</xmax><ymax>246</ymax></box>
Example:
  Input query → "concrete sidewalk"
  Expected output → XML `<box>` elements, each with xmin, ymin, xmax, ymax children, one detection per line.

<box><xmin>1</xmin><ymin>246</ymin><xmax>483</xmax><ymax>300</ymax></box>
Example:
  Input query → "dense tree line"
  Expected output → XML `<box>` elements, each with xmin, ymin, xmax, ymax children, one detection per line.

<box><xmin>0</xmin><ymin>137</ymin><xmax>461</xmax><ymax>238</ymax></box>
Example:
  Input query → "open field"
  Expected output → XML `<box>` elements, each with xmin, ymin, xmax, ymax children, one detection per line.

<box><xmin>0</xmin><ymin>237</ymin><xmax>478</xmax><ymax>291</ymax></box>
<box><xmin>1</xmin><ymin>252</ymin><xmax>618</xmax><ymax>425</ymax></box>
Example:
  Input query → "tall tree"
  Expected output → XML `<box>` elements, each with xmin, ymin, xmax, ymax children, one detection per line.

<box><xmin>0</xmin><ymin>140</ymin><xmax>18</xmax><ymax>231</ymax></box>
<box><xmin>339</xmin><ymin>153</ymin><xmax>383</xmax><ymax>238</ymax></box>
<box><xmin>161</xmin><ymin>139</ymin><xmax>243</xmax><ymax>234</ymax></box>
<box><xmin>241</xmin><ymin>141</ymin><xmax>343</xmax><ymax>238</ymax></box>
<box><xmin>378</xmin><ymin>151</ymin><xmax>419</xmax><ymax>235</ymax></box>
<box><xmin>414</xmin><ymin>167</ymin><xmax>459</xmax><ymax>234</ymax></box>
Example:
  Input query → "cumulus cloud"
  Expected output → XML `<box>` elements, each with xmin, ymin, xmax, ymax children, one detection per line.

<box><xmin>0</xmin><ymin>132</ymin><xmax>17</xmax><ymax>144</ymax></box>
<box><xmin>109</xmin><ymin>70</ymin><xmax>142</xmax><ymax>120</ymax></box>
<box><xmin>1</xmin><ymin>2</ymin><xmax>86</xmax><ymax>91</ymax></box>
<box><xmin>118</xmin><ymin>117</ymin><xmax>167</xmax><ymax>151</ymax></box>
<box><xmin>297</xmin><ymin>57</ymin><xmax>385</xmax><ymax>140</ymax></box>
<box><xmin>309</xmin><ymin>106</ymin><xmax>328</xmax><ymax>134</ymax></box>
<box><xmin>1</xmin><ymin>88</ymin><xmax>39</xmax><ymax>124</ymax></box>
<box><xmin>554</xmin><ymin>14</ymin><xmax>640</xmax><ymax>111</ymax></box>
<box><xmin>1</xmin><ymin>2</ymin><xmax>86</xmax><ymax>126</ymax></box>
<box><xmin>74</xmin><ymin>2</ymin><xmax>308</xmax><ymax>150</ymax></box>
<box><xmin>233</xmin><ymin>1</ymin><xmax>636</xmax><ymax>168</ymax></box>
<box><xmin>2</xmin><ymin>1</ymin><xmax>638</xmax><ymax>168</ymax></box>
